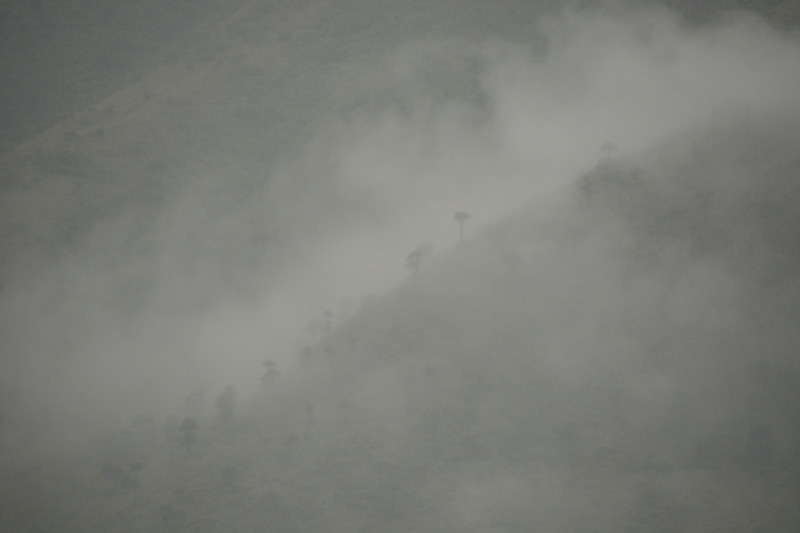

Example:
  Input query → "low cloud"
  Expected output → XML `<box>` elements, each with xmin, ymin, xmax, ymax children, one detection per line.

<box><xmin>2</xmin><ymin>4</ymin><xmax>799</xmax><ymax>447</ymax></box>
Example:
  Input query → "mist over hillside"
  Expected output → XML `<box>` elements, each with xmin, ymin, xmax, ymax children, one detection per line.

<box><xmin>2</xmin><ymin>1</ymin><xmax>800</xmax><ymax>531</ymax></box>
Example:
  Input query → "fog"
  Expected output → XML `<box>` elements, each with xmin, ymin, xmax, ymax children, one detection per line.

<box><xmin>1</xmin><ymin>0</ymin><xmax>799</xmax><ymax>487</ymax></box>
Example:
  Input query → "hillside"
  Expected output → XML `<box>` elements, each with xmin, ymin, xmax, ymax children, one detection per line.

<box><xmin>3</xmin><ymin>115</ymin><xmax>800</xmax><ymax>532</ymax></box>
<box><xmin>2</xmin><ymin>2</ymin><xmax>800</xmax><ymax>531</ymax></box>
<box><xmin>0</xmin><ymin>0</ymin><xmax>252</xmax><ymax>151</ymax></box>
<box><xmin>2</xmin><ymin>0</ymin><xmax>799</xmax><ymax>151</ymax></box>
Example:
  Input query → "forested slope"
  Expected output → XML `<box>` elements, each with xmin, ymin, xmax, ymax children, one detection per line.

<box><xmin>3</xmin><ymin>115</ymin><xmax>800</xmax><ymax>533</ymax></box>
<box><xmin>2</xmin><ymin>2</ymin><xmax>800</xmax><ymax>531</ymax></box>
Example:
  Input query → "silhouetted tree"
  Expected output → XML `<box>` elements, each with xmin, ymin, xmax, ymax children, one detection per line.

<box><xmin>100</xmin><ymin>461</ymin><xmax>138</xmax><ymax>492</ymax></box>
<box><xmin>300</xmin><ymin>347</ymin><xmax>314</xmax><ymax>365</ymax></box>
<box><xmin>182</xmin><ymin>389</ymin><xmax>205</xmax><ymax>418</ymax></box>
<box><xmin>406</xmin><ymin>250</ymin><xmax>422</xmax><ymax>274</ymax></box>
<box><xmin>304</xmin><ymin>403</ymin><xmax>315</xmax><ymax>440</ymax></box>
<box><xmin>338</xmin><ymin>298</ymin><xmax>355</xmax><ymax>320</ymax></box>
<box><xmin>155</xmin><ymin>504</ymin><xmax>185</xmax><ymax>526</ymax></box>
<box><xmin>220</xmin><ymin>465</ymin><xmax>237</xmax><ymax>490</ymax></box>
<box><xmin>163</xmin><ymin>413</ymin><xmax>178</xmax><ymax>438</ymax></box>
<box><xmin>600</xmin><ymin>141</ymin><xmax>617</xmax><ymax>157</ymax></box>
<box><xmin>405</xmin><ymin>243</ymin><xmax>433</xmax><ymax>274</ymax></box>
<box><xmin>455</xmin><ymin>211</ymin><xmax>471</xmax><ymax>241</ymax></box>
<box><xmin>502</xmin><ymin>250</ymin><xmax>524</xmax><ymax>273</ymax></box>
<box><xmin>306</xmin><ymin>317</ymin><xmax>324</xmax><ymax>341</ymax></box>
<box><xmin>178</xmin><ymin>417</ymin><xmax>198</xmax><ymax>452</ymax></box>
<box><xmin>337</xmin><ymin>399</ymin><xmax>354</xmax><ymax>425</ymax></box>
<box><xmin>261</xmin><ymin>359</ymin><xmax>279</xmax><ymax>387</ymax></box>
<box><xmin>128</xmin><ymin>414</ymin><xmax>157</xmax><ymax>450</ymax></box>
<box><xmin>215</xmin><ymin>385</ymin><xmax>236</xmax><ymax>422</ymax></box>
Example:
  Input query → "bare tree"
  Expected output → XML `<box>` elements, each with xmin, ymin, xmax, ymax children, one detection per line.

<box><xmin>306</xmin><ymin>318</ymin><xmax>324</xmax><ymax>342</ymax></box>
<box><xmin>100</xmin><ymin>461</ymin><xmax>139</xmax><ymax>493</ymax></box>
<box><xmin>178</xmin><ymin>417</ymin><xmax>198</xmax><ymax>452</ymax></box>
<box><xmin>215</xmin><ymin>385</ymin><xmax>237</xmax><ymax>422</ymax></box>
<box><xmin>405</xmin><ymin>243</ymin><xmax>433</xmax><ymax>274</ymax></box>
<box><xmin>261</xmin><ymin>359</ymin><xmax>279</xmax><ymax>387</ymax></box>
<box><xmin>600</xmin><ymin>141</ymin><xmax>617</xmax><ymax>157</ymax></box>
<box><xmin>455</xmin><ymin>211</ymin><xmax>471</xmax><ymax>241</ymax></box>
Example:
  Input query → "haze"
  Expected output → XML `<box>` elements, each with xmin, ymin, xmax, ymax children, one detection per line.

<box><xmin>1</xmin><ymin>1</ymin><xmax>800</xmax><ymax>531</ymax></box>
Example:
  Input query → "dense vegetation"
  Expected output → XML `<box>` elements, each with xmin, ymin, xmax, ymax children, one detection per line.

<box><xmin>3</xmin><ymin>115</ymin><xmax>800</xmax><ymax>532</ymax></box>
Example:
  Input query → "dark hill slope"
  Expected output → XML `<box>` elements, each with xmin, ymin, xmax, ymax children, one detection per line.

<box><xmin>0</xmin><ymin>0</ymin><xmax>250</xmax><ymax>151</ymax></box>
<box><xmin>4</xmin><ymin>116</ymin><xmax>800</xmax><ymax>532</ymax></box>
<box><xmin>2</xmin><ymin>0</ymin><xmax>798</xmax><ymax>153</ymax></box>
<box><xmin>260</xmin><ymin>114</ymin><xmax>800</xmax><ymax>531</ymax></box>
